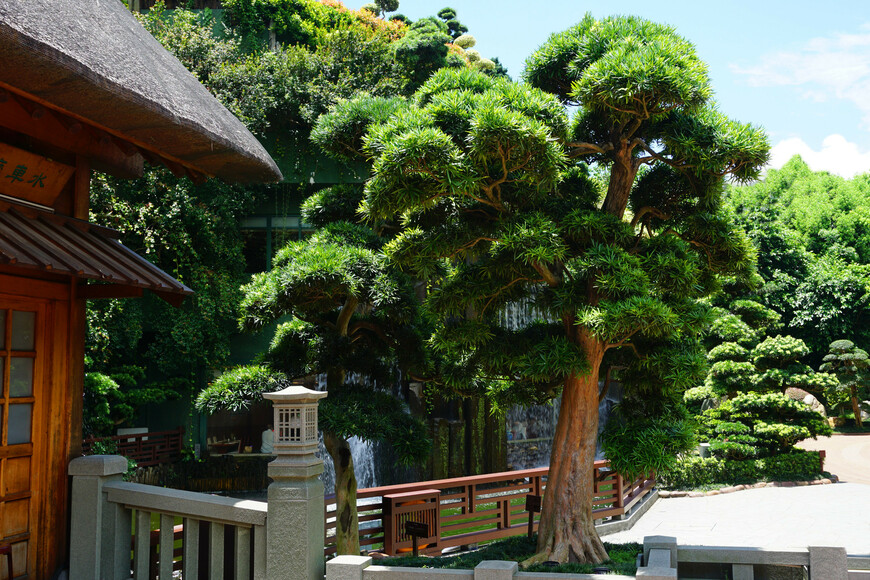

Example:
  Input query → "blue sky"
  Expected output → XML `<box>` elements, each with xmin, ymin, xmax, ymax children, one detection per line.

<box><xmin>351</xmin><ymin>1</ymin><xmax>870</xmax><ymax>177</ymax></box>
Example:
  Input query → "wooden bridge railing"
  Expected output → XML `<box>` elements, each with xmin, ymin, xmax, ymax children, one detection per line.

<box><xmin>324</xmin><ymin>460</ymin><xmax>655</xmax><ymax>556</ymax></box>
<box><xmin>82</xmin><ymin>426</ymin><xmax>185</xmax><ymax>467</ymax></box>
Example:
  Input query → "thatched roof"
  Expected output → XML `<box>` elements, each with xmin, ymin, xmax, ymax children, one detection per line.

<box><xmin>0</xmin><ymin>0</ymin><xmax>282</xmax><ymax>183</ymax></box>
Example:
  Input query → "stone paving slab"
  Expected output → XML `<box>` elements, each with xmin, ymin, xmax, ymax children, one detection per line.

<box><xmin>798</xmin><ymin>433</ymin><xmax>870</xmax><ymax>485</ymax></box>
<box><xmin>603</xmin><ymin>483</ymin><xmax>870</xmax><ymax>554</ymax></box>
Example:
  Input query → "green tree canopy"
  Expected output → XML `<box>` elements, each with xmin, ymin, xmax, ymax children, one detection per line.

<box><xmin>197</xmin><ymin>222</ymin><xmax>431</xmax><ymax>555</ymax></box>
<box><xmin>728</xmin><ymin>156</ymin><xmax>870</xmax><ymax>361</ymax></box>
<box><xmin>314</xmin><ymin>13</ymin><xmax>768</xmax><ymax>564</ymax></box>
<box><xmin>820</xmin><ymin>339</ymin><xmax>870</xmax><ymax>428</ymax></box>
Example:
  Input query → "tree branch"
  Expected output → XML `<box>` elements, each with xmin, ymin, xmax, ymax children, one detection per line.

<box><xmin>336</xmin><ymin>295</ymin><xmax>359</xmax><ymax>337</ymax></box>
<box><xmin>566</xmin><ymin>141</ymin><xmax>612</xmax><ymax>156</ymax></box>
<box><xmin>532</xmin><ymin>262</ymin><xmax>560</xmax><ymax>287</ymax></box>
<box><xmin>630</xmin><ymin>206</ymin><xmax>671</xmax><ymax>229</ymax></box>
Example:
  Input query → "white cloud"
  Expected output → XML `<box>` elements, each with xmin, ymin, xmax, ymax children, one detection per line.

<box><xmin>768</xmin><ymin>134</ymin><xmax>870</xmax><ymax>178</ymax></box>
<box><xmin>731</xmin><ymin>26</ymin><xmax>870</xmax><ymax>128</ymax></box>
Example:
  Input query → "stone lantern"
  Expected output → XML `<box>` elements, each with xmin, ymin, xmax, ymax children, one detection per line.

<box><xmin>264</xmin><ymin>385</ymin><xmax>327</xmax><ymax>471</ymax></box>
<box><xmin>263</xmin><ymin>384</ymin><xmax>327</xmax><ymax>580</ymax></box>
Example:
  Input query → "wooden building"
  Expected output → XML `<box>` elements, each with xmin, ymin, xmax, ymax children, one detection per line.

<box><xmin>0</xmin><ymin>1</ymin><xmax>281</xmax><ymax>577</ymax></box>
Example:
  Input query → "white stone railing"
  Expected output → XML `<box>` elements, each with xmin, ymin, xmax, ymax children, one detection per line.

<box><xmin>105</xmin><ymin>480</ymin><xmax>267</xmax><ymax>579</ymax></box>
<box><xmin>637</xmin><ymin>535</ymin><xmax>870</xmax><ymax>579</ymax></box>
<box><xmin>69</xmin><ymin>455</ymin><xmax>270</xmax><ymax>579</ymax></box>
<box><xmin>327</xmin><ymin>537</ymin><xmax>870</xmax><ymax>580</ymax></box>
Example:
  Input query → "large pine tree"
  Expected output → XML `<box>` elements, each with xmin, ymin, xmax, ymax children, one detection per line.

<box><xmin>314</xmin><ymin>14</ymin><xmax>768</xmax><ymax>563</ymax></box>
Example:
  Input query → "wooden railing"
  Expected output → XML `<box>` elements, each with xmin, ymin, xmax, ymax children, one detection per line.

<box><xmin>324</xmin><ymin>460</ymin><xmax>655</xmax><ymax>556</ymax></box>
<box><xmin>82</xmin><ymin>426</ymin><xmax>185</xmax><ymax>467</ymax></box>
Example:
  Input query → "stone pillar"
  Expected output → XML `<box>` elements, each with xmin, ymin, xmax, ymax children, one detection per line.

<box><xmin>637</xmin><ymin>536</ymin><xmax>678</xmax><ymax>579</ymax></box>
<box><xmin>68</xmin><ymin>455</ymin><xmax>129</xmax><ymax>580</ymax></box>
<box><xmin>264</xmin><ymin>385</ymin><xmax>328</xmax><ymax>580</ymax></box>
<box><xmin>326</xmin><ymin>555</ymin><xmax>372</xmax><ymax>580</ymax></box>
<box><xmin>808</xmin><ymin>546</ymin><xmax>848</xmax><ymax>580</ymax></box>
<box><xmin>475</xmin><ymin>560</ymin><xmax>517</xmax><ymax>580</ymax></box>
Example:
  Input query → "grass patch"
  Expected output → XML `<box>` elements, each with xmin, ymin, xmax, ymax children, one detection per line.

<box><xmin>376</xmin><ymin>535</ymin><xmax>641</xmax><ymax>575</ymax></box>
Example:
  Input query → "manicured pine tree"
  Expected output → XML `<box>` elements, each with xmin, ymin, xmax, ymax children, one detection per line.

<box><xmin>313</xmin><ymin>14</ymin><xmax>768</xmax><ymax>563</ymax></box>
<box><xmin>820</xmin><ymin>339</ymin><xmax>869</xmax><ymax>428</ymax></box>
<box><xmin>196</xmin><ymin>216</ymin><xmax>431</xmax><ymax>555</ymax></box>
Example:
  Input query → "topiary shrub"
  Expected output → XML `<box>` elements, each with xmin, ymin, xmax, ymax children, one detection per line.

<box><xmin>698</xmin><ymin>392</ymin><xmax>831</xmax><ymax>458</ymax></box>
<box><xmin>683</xmin><ymin>384</ymin><xmax>718</xmax><ymax>414</ymax></box>
<box><xmin>658</xmin><ymin>449</ymin><xmax>822</xmax><ymax>489</ymax></box>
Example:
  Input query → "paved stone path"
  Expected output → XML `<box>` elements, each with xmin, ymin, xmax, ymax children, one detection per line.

<box><xmin>603</xmin><ymin>483</ymin><xmax>870</xmax><ymax>554</ymax></box>
<box><xmin>797</xmin><ymin>433</ymin><xmax>870</xmax><ymax>485</ymax></box>
<box><xmin>604</xmin><ymin>435</ymin><xmax>870</xmax><ymax>554</ymax></box>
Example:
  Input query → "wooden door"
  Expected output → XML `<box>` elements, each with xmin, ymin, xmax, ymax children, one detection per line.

<box><xmin>0</xmin><ymin>300</ymin><xmax>43</xmax><ymax>579</ymax></box>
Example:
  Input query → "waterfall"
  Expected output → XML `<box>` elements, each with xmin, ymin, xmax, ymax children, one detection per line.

<box><xmin>505</xmin><ymin>383</ymin><xmax>622</xmax><ymax>471</ymax></box>
<box><xmin>319</xmin><ymin>435</ymin><xmax>378</xmax><ymax>495</ymax></box>
<box><xmin>315</xmin><ymin>372</ymin><xmax>411</xmax><ymax>494</ymax></box>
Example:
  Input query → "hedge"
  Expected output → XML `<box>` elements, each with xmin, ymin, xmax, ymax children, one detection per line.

<box><xmin>657</xmin><ymin>449</ymin><xmax>822</xmax><ymax>489</ymax></box>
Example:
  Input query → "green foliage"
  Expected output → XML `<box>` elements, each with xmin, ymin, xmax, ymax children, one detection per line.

<box><xmin>314</xmin><ymin>15</ymin><xmax>767</xmax><ymax>558</ymax></box>
<box><xmin>698</xmin><ymin>392</ymin><xmax>831</xmax><ymax>458</ymax></box>
<box><xmin>195</xmin><ymin>365</ymin><xmax>293</xmax><ymax>414</ymax></box>
<box><xmin>320</xmin><ymin>385</ymin><xmax>430</xmax><ymax>465</ymax></box>
<box><xmin>600</xmin><ymin>412</ymin><xmax>696</xmax><ymax>480</ymax></box>
<box><xmin>683</xmin><ymin>384</ymin><xmax>718</xmax><ymax>414</ymax></box>
<box><xmin>749</xmin><ymin>335</ymin><xmax>835</xmax><ymax>393</ymax></box>
<box><xmin>699</xmin><ymin>293</ymin><xmax>832</xmax><ymax>400</ymax></box>
<box><xmin>819</xmin><ymin>339</ymin><xmax>870</xmax><ymax>424</ymax></box>
<box><xmin>88</xmin><ymin>169</ymin><xmax>255</xmax><ymax>379</ymax></box>
<box><xmin>728</xmin><ymin>156</ymin><xmax>870</xmax><ymax>361</ymax></box>
<box><xmin>657</xmin><ymin>449</ymin><xmax>823</xmax><ymax>489</ymax></box>
<box><xmin>221</xmin><ymin>0</ymin><xmax>404</xmax><ymax>51</ymax></box>
<box><xmin>83</xmin><ymin>366</ymin><xmax>179</xmax><ymax>437</ymax></box>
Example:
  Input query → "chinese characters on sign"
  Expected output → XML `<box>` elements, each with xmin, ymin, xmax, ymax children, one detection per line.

<box><xmin>0</xmin><ymin>143</ymin><xmax>74</xmax><ymax>207</ymax></box>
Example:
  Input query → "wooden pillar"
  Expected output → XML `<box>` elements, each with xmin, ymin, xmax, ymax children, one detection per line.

<box><xmin>73</xmin><ymin>156</ymin><xmax>90</xmax><ymax>221</ymax></box>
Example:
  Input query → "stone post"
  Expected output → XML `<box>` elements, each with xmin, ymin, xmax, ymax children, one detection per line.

<box><xmin>68</xmin><ymin>455</ymin><xmax>129</xmax><ymax>580</ymax></box>
<box><xmin>637</xmin><ymin>536</ymin><xmax>678</xmax><ymax>579</ymax></box>
<box><xmin>264</xmin><ymin>385</ymin><xmax>328</xmax><ymax>580</ymax></box>
<box><xmin>808</xmin><ymin>546</ymin><xmax>848</xmax><ymax>580</ymax></box>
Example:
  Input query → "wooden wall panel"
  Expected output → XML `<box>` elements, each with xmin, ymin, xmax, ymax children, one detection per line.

<box><xmin>0</xmin><ymin>273</ymin><xmax>72</xmax><ymax>579</ymax></box>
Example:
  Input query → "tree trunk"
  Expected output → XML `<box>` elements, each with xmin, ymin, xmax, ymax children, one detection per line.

<box><xmin>850</xmin><ymin>387</ymin><xmax>863</xmax><ymax>429</ymax></box>
<box><xmin>527</xmin><ymin>333</ymin><xmax>608</xmax><ymax>564</ymax></box>
<box><xmin>324</xmin><ymin>431</ymin><xmax>360</xmax><ymax>555</ymax></box>
<box><xmin>601</xmin><ymin>143</ymin><xmax>638</xmax><ymax>219</ymax></box>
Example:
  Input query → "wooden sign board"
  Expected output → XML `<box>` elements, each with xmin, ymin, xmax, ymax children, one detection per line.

<box><xmin>0</xmin><ymin>142</ymin><xmax>74</xmax><ymax>207</ymax></box>
<box><xmin>404</xmin><ymin>521</ymin><xmax>429</xmax><ymax>537</ymax></box>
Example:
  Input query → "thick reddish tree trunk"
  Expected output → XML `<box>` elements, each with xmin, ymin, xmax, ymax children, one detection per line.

<box><xmin>602</xmin><ymin>143</ymin><xmax>638</xmax><ymax>219</ymax></box>
<box><xmin>528</xmin><ymin>333</ymin><xmax>608</xmax><ymax>564</ymax></box>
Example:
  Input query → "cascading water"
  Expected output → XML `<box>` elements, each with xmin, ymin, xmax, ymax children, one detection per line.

<box><xmin>319</xmin><ymin>435</ymin><xmax>378</xmax><ymax>495</ymax></box>
<box><xmin>505</xmin><ymin>383</ymin><xmax>622</xmax><ymax>471</ymax></box>
<box><xmin>315</xmin><ymin>373</ymin><xmax>409</xmax><ymax>495</ymax></box>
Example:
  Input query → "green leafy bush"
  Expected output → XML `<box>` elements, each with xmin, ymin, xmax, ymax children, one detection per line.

<box><xmin>658</xmin><ymin>450</ymin><xmax>822</xmax><ymax>489</ymax></box>
<box><xmin>683</xmin><ymin>385</ymin><xmax>718</xmax><ymax>414</ymax></box>
<box><xmin>698</xmin><ymin>392</ymin><xmax>831</xmax><ymax>458</ymax></box>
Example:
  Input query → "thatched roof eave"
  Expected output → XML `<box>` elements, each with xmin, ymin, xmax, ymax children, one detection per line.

<box><xmin>0</xmin><ymin>0</ymin><xmax>282</xmax><ymax>184</ymax></box>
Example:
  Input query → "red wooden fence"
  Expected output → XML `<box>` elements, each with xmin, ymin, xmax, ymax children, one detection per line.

<box><xmin>82</xmin><ymin>427</ymin><xmax>185</xmax><ymax>467</ymax></box>
<box><xmin>324</xmin><ymin>460</ymin><xmax>655</xmax><ymax>556</ymax></box>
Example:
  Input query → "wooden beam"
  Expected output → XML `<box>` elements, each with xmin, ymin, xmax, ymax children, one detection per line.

<box><xmin>0</xmin><ymin>92</ymin><xmax>143</xmax><ymax>178</ymax></box>
<box><xmin>78</xmin><ymin>284</ymin><xmax>143</xmax><ymax>300</ymax></box>
<box><xmin>152</xmin><ymin>289</ymin><xmax>187</xmax><ymax>308</ymax></box>
<box><xmin>0</xmin><ymin>82</ymin><xmax>216</xmax><ymax>181</ymax></box>
<box><xmin>73</xmin><ymin>156</ymin><xmax>90</xmax><ymax>220</ymax></box>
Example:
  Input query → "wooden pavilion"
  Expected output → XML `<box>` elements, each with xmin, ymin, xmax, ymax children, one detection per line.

<box><xmin>0</xmin><ymin>1</ymin><xmax>281</xmax><ymax>577</ymax></box>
